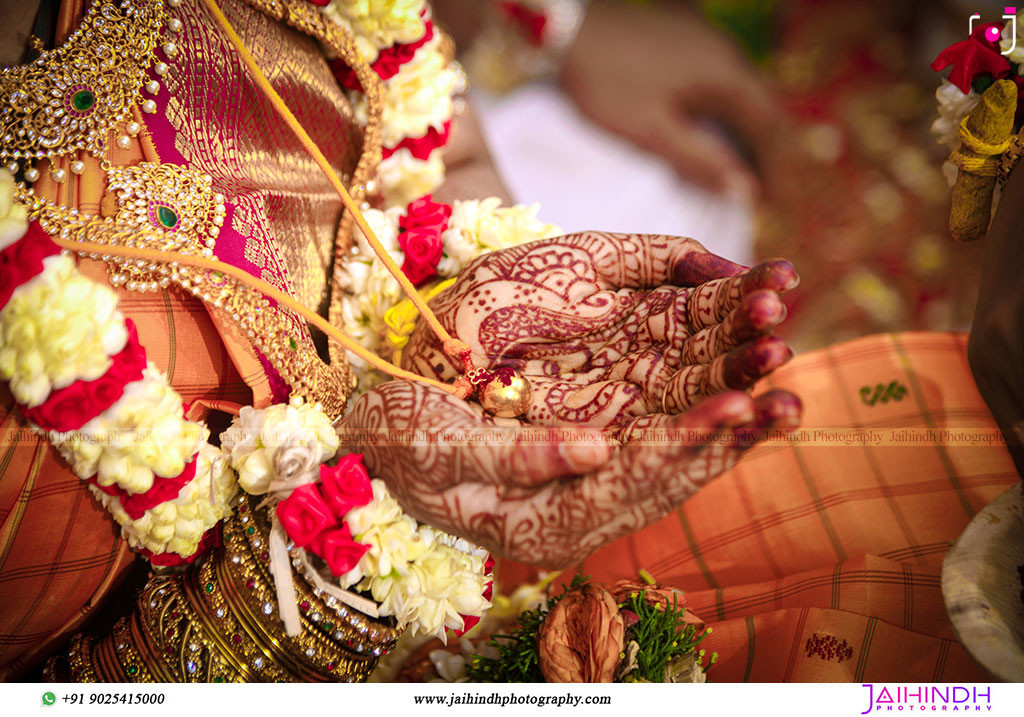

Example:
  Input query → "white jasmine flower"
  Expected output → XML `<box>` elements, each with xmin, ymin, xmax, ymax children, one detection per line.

<box><xmin>931</xmin><ymin>79</ymin><xmax>981</xmax><ymax>150</ymax></box>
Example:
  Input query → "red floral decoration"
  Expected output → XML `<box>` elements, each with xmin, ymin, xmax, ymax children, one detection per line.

<box><xmin>90</xmin><ymin>453</ymin><xmax>198</xmax><ymax>520</ymax></box>
<box><xmin>277</xmin><ymin>454</ymin><xmax>373</xmax><ymax>574</ymax></box>
<box><xmin>320</xmin><ymin>453</ymin><xmax>373</xmax><ymax>517</ymax></box>
<box><xmin>498</xmin><ymin>1</ymin><xmax>548</xmax><ymax>47</ymax></box>
<box><xmin>332</xmin><ymin>21</ymin><xmax>436</xmax><ymax>91</ymax></box>
<box><xmin>306</xmin><ymin>0</ymin><xmax>331</xmax><ymax>6</ymax></box>
<box><xmin>931</xmin><ymin>22</ymin><xmax>1010</xmax><ymax>94</ymax></box>
<box><xmin>311</xmin><ymin>523</ymin><xmax>369</xmax><ymax>577</ymax></box>
<box><xmin>141</xmin><ymin>525</ymin><xmax>223</xmax><ymax>567</ymax></box>
<box><xmin>382</xmin><ymin>120</ymin><xmax>452</xmax><ymax>161</ymax></box>
<box><xmin>22</xmin><ymin>320</ymin><xmax>148</xmax><ymax>432</ymax></box>
<box><xmin>277</xmin><ymin>483</ymin><xmax>335</xmax><ymax>548</ymax></box>
<box><xmin>0</xmin><ymin>221</ymin><xmax>60</xmax><ymax>307</ymax></box>
<box><xmin>398</xmin><ymin>194</ymin><xmax>451</xmax><ymax>287</ymax></box>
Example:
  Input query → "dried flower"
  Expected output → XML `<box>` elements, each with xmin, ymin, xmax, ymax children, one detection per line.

<box><xmin>537</xmin><ymin>583</ymin><xmax>624</xmax><ymax>682</ymax></box>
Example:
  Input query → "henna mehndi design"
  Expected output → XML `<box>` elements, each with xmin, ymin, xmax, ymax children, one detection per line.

<box><xmin>403</xmin><ymin>232</ymin><xmax>798</xmax><ymax>429</ymax></box>
<box><xmin>341</xmin><ymin>233</ymin><xmax>802</xmax><ymax>567</ymax></box>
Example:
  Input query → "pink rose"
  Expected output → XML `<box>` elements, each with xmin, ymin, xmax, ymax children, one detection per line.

<box><xmin>320</xmin><ymin>453</ymin><xmax>373</xmax><ymax>519</ymax></box>
<box><xmin>276</xmin><ymin>483</ymin><xmax>334</xmax><ymax>548</ymax></box>
<box><xmin>310</xmin><ymin>524</ymin><xmax>368</xmax><ymax>577</ymax></box>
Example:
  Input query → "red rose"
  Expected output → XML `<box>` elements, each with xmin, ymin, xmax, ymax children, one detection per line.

<box><xmin>401</xmin><ymin>195</ymin><xmax>452</xmax><ymax>234</ymax></box>
<box><xmin>22</xmin><ymin>320</ymin><xmax>147</xmax><ymax>431</ymax></box>
<box><xmin>306</xmin><ymin>0</ymin><xmax>331</xmax><ymax>6</ymax></box>
<box><xmin>320</xmin><ymin>453</ymin><xmax>373</xmax><ymax>518</ymax></box>
<box><xmin>932</xmin><ymin>22</ymin><xmax>1011</xmax><ymax>94</ymax></box>
<box><xmin>276</xmin><ymin>483</ymin><xmax>335</xmax><ymax>548</ymax></box>
<box><xmin>0</xmin><ymin>221</ymin><xmax>60</xmax><ymax>308</ymax></box>
<box><xmin>310</xmin><ymin>524</ymin><xmax>369</xmax><ymax>577</ymax></box>
<box><xmin>399</xmin><ymin>230</ymin><xmax>443</xmax><ymax>286</ymax></box>
<box><xmin>398</xmin><ymin>195</ymin><xmax>451</xmax><ymax>287</ymax></box>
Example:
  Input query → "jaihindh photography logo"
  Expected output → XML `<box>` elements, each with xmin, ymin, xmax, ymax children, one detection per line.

<box><xmin>860</xmin><ymin>685</ymin><xmax>993</xmax><ymax>713</ymax></box>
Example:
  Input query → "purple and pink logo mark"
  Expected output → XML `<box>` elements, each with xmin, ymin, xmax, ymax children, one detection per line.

<box><xmin>970</xmin><ymin>8</ymin><xmax>1017</xmax><ymax>53</ymax></box>
<box><xmin>860</xmin><ymin>685</ymin><xmax>993</xmax><ymax>713</ymax></box>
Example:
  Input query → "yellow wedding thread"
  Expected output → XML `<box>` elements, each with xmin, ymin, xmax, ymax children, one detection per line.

<box><xmin>50</xmin><ymin>238</ymin><xmax>463</xmax><ymax>396</ymax></box>
<box><xmin>959</xmin><ymin>116</ymin><xmax>1012</xmax><ymax>156</ymax></box>
<box><xmin>200</xmin><ymin>0</ymin><xmax>473</xmax><ymax>371</ymax></box>
<box><xmin>953</xmin><ymin>116</ymin><xmax>1011</xmax><ymax>176</ymax></box>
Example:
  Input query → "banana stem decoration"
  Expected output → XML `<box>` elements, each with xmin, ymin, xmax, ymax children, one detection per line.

<box><xmin>949</xmin><ymin>80</ymin><xmax>1017</xmax><ymax>242</ymax></box>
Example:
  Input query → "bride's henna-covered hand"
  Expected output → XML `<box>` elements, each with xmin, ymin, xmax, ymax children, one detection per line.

<box><xmin>341</xmin><ymin>380</ymin><xmax>801</xmax><ymax>567</ymax></box>
<box><xmin>342</xmin><ymin>234</ymin><xmax>802</xmax><ymax>566</ymax></box>
<box><xmin>402</xmin><ymin>232</ymin><xmax>799</xmax><ymax>436</ymax></box>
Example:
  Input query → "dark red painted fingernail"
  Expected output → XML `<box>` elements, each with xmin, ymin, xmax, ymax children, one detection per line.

<box><xmin>737</xmin><ymin>290</ymin><xmax>785</xmax><ymax>334</ymax></box>
<box><xmin>723</xmin><ymin>336</ymin><xmax>794</xmax><ymax>389</ymax></box>
<box><xmin>741</xmin><ymin>259</ymin><xmax>799</xmax><ymax>294</ymax></box>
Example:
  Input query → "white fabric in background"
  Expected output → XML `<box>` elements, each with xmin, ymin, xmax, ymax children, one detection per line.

<box><xmin>472</xmin><ymin>82</ymin><xmax>755</xmax><ymax>266</ymax></box>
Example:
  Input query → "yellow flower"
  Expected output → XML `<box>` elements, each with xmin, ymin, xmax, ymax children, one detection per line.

<box><xmin>0</xmin><ymin>255</ymin><xmax>128</xmax><ymax>406</ymax></box>
<box><xmin>383</xmin><ymin>279</ymin><xmax>455</xmax><ymax>353</ymax></box>
<box><xmin>346</xmin><ymin>479</ymin><xmax>405</xmax><ymax>537</ymax></box>
<box><xmin>394</xmin><ymin>543</ymin><xmax>490</xmax><ymax>639</ymax></box>
<box><xmin>0</xmin><ymin>169</ymin><xmax>28</xmax><ymax>250</ymax></box>
<box><xmin>329</xmin><ymin>480</ymin><xmax>491</xmax><ymax>638</ymax></box>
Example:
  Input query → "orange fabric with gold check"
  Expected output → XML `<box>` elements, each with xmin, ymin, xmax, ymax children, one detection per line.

<box><xmin>501</xmin><ymin>332</ymin><xmax>1019</xmax><ymax>681</ymax></box>
<box><xmin>0</xmin><ymin>274</ymin><xmax>252</xmax><ymax>680</ymax></box>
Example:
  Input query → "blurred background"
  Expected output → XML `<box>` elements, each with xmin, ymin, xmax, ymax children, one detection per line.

<box><xmin>439</xmin><ymin>0</ymin><xmax>1016</xmax><ymax>352</ymax></box>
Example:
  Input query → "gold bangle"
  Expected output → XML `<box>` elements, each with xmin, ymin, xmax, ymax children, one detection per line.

<box><xmin>56</xmin><ymin>493</ymin><xmax>402</xmax><ymax>682</ymax></box>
